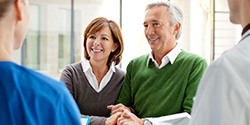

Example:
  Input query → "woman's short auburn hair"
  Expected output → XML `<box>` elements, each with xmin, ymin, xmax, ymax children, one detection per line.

<box><xmin>83</xmin><ymin>17</ymin><xmax>124</xmax><ymax>67</ymax></box>
<box><xmin>0</xmin><ymin>0</ymin><xmax>16</xmax><ymax>19</ymax></box>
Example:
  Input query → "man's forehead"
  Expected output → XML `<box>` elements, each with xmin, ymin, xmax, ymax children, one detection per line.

<box><xmin>143</xmin><ymin>20</ymin><xmax>160</xmax><ymax>24</ymax></box>
<box><xmin>144</xmin><ymin>8</ymin><xmax>169</xmax><ymax>24</ymax></box>
<box><xmin>146</xmin><ymin>5</ymin><xmax>169</xmax><ymax>13</ymax></box>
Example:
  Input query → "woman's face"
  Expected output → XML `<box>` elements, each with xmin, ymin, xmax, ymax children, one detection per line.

<box><xmin>86</xmin><ymin>27</ymin><xmax>118</xmax><ymax>64</ymax></box>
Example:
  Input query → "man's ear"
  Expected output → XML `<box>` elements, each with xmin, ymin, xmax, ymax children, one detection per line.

<box><xmin>15</xmin><ymin>0</ymin><xmax>24</xmax><ymax>21</ymax></box>
<box><xmin>173</xmin><ymin>22</ymin><xmax>181</xmax><ymax>36</ymax></box>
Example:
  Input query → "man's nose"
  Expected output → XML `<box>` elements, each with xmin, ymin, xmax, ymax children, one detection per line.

<box><xmin>146</xmin><ymin>25</ymin><xmax>155</xmax><ymax>35</ymax></box>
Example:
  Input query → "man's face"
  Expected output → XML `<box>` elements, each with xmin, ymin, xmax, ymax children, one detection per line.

<box><xmin>143</xmin><ymin>6</ymin><xmax>178</xmax><ymax>54</ymax></box>
<box><xmin>227</xmin><ymin>0</ymin><xmax>240</xmax><ymax>24</ymax></box>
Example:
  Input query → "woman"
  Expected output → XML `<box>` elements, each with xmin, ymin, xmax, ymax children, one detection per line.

<box><xmin>60</xmin><ymin>17</ymin><xmax>125</xmax><ymax>125</ymax></box>
<box><xmin>0</xmin><ymin>0</ymin><xmax>81</xmax><ymax>124</ymax></box>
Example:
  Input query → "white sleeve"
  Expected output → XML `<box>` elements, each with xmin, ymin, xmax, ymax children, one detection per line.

<box><xmin>189</xmin><ymin>58</ymin><xmax>250</xmax><ymax>125</ymax></box>
<box><xmin>146</xmin><ymin>118</ymin><xmax>160</xmax><ymax>125</ymax></box>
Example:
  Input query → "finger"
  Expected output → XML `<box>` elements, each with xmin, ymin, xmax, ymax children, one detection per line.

<box><xmin>107</xmin><ymin>112</ymin><xmax>122</xmax><ymax>125</ymax></box>
<box><xmin>111</xmin><ymin>104</ymin><xmax>124</xmax><ymax>115</ymax></box>
<box><xmin>107</xmin><ymin>105</ymin><xmax>113</xmax><ymax>110</ymax></box>
<box><xmin>114</xmin><ymin>112</ymin><xmax>122</xmax><ymax>122</ymax></box>
<box><xmin>118</xmin><ymin>117</ymin><xmax>131</xmax><ymax>125</ymax></box>
<box><xmin>113</xmin><ymin>111</ymin><xmax>122</xmax><ymax>118</ymax></box>
<box><xmin>121</xmin><ymin>109</ymin><xmax>131</xmax><ymax>118</ymax></box>
<box><xmin>117</xmin><ymin>116</ymin><xmax>125</xmax><ymax>125</ymax></box>
<box><xmin>116</xmin><ymin>104</ymin><xmax>131</xmax><ymax>113</ymax></box>
<box><xmin>118</xmin><ymin>110</ymin><xmax>131</xmax><ymax>125</ymax></box>
<box><xmin>112</xmin><ymin>108</ymin><xmax>122</xmax><ymax>115</ymax></box>
<box><xmin>120</xmin><ymin>108</ymin><xmax>125</xmax><ymax>112</ymax></box>
<box><xmin>111</xmin><ymin>104</ymin><xmax>121</xmax><ymax>111</ymax></box>
<box><xmin>124</xmin><ymin>106</ymin><xmax>131</xmax><ymax>112</ymax></box>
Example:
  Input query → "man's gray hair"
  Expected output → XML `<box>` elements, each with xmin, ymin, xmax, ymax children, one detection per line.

<box><xmin>145</xmin><ymin>1</ymin><xmax>183</xmax><ymax>40</ymax></box>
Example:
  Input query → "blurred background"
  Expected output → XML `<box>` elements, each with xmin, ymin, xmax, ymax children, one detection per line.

<box><xmin>13</xmin><ymin>0</ymin><xmax>242</xmax><ymax>80</ymax></box>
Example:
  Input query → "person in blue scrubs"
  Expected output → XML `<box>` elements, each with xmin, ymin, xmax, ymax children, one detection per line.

<box><xmin>0</xmin><ymin>0</ymin><xmax>81</xmax><ymax>124</ymax></box>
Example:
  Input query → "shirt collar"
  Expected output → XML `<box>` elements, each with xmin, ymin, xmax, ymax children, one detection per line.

<box><xmin>110</xmin><ymin>62</ymin><xmax>116</xmax><ymax>72</ymax></box>
<box><xmin>147</xmin><ymin>44</ymin><xmax>181</xmax><ymax>67</ymax></box>
<box><xmin>167</xmin><ymin>44</ymin><xmax>181</xmax><ymax>64</ymax></box>
<box><xmin>81</xmin><ymin>59</ymin><xmax>116</xmax><ymax>73</ymax></box>
<box><xmin>241</xmin><ymin>23</ymin><xmax>250</xmax><ymax>36</ymax></box>
<box><xmin>242</xmin><ymin>27</ymin><xmax>250</xmax><ymax>38</ymax></box>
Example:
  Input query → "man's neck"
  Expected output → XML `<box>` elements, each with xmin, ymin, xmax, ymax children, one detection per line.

<box><xmin>241</xmin><ymin>1</ymin><xmax>250</xmax><ymax>34</ymax></box>
<box><xmin>153</xmin><ymin>42</ymin><xmax>177</xmax><ymax>66</ymax></box>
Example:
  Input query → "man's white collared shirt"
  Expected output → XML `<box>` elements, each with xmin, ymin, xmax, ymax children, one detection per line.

<box><xmin>147</xmin><ymin>44</ymin><xmax>181</xmax><ymax>68</ymax></box>
<box><xmin>81</xmin><ymin>60</ymin><xmax>116</xmax><ymax>93</ymax></box>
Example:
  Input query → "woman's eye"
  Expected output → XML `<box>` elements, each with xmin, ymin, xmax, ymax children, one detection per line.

<box><xmin>89</xmin><ymin>35</ymin><xmax>95</xmax><ymax>39</ymax></box>
<box><xmin>102</xmin><ymin>37</ymin><xmax>108</xmax><ymax>40</ymax></box>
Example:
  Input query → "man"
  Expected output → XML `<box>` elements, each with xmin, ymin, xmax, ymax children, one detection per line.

<box><xmin>189</xmin><ymin>0</ymin><xmax>250</xmax><ymax>124</ymax></box>
<box><xmin>108</xmin><ymin>1</ymin><xmax>207</xmax><ymax>125</ymax></box>
<box><xmin>0</xmin><ymin>0</ymin><xmax>81</xmax><ymax>124</ymax></box>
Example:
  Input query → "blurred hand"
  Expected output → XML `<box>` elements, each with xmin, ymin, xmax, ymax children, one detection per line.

<box><xmin>117</xmin><ymin>109</ymin><xmax>144</xmax><ymax>125</ymax></box>
<box><xmin>107</xmin><ymin>104</ymin><xmax>131</xmax><ymax>115</ymax></box>
<box><xmin>105</xmin><ymin>112</ymin><xmax>122</xmax><ymax>125</ymax></box>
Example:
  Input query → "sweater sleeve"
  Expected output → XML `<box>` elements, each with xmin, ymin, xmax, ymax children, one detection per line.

<box><xmin>116</xmin><ymin>60</ymin><xmax>133</xmax><ymax>107</ymax></box>
<box><xmin>183</xmin><ymin>58</ymin><xmax>208</xmax><ymax>114</ymax></box>
<box><xmin>59</xmin><ymin>65</ymin><xmax>74</xmax><ymax>97</ymax></box>
<box><xmin>81</xmin><ymin>115</ymin><xmax>106</xmax><ymax>125</ymax></box>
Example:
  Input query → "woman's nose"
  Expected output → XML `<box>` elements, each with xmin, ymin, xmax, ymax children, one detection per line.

<box><xmin>93</xmin><ymin>39</ymin><xmax>100</xmax><ymax>46</ymax></box>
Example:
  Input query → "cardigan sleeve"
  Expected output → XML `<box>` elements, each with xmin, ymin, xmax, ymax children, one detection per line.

<box><xmin>81</xmin><ymin>115</ymin><xmax>107</xmax><ymax>125</ymax></box>
<box><xmin>59</xmin><ymin>65</ymin><xmax>75</xmax><ymax>97</ymax></box>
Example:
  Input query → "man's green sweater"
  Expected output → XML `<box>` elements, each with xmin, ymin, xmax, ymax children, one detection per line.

<box><xmin>116</xmin><ymin>50</ymin><xmax>208</xmax><ymax>118</ymax></box>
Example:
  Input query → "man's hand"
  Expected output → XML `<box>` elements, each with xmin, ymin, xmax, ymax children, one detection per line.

<box><xmin>107</xmin><ymin>104</ymin><xmax>131</xmax><ymax>115</ymax></box>
<box><xmin>105</xmin><ymin>112</ymin><xmax>122</xmax><ymax>125</ymax></box>
<box><xmin>117</xmin><ymin>109</ymin><xmax>144</xmax><ymax>125</ymax></box>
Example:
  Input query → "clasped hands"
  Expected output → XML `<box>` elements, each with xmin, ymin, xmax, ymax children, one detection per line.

<box><xmin>105</xmin><ymin>104</ymin><xmax>144</xmax><ymax>125</ymax></box>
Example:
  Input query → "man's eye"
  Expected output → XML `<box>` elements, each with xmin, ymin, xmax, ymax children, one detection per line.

<box><xmin>154</xmin><ymin>23</ymin><xmax>160</xmax><ymax>26</ymax></box>
<box><xmin>144</xmin><ymin>24</ymin><xmax>148</xmax><ymax>28</ymax></box>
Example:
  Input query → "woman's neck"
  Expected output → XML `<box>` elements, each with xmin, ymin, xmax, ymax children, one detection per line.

<box><xmin>0</xmin><ymin>16</ymin><xmax>16</xmax><ymax>62</ymax></box>
<box><xmin>0</xmin><ymin>30</ymin><xmax>15</xmax><ymax>62</ymax></box>
<box><xmin>0</xmin><ymin>47</ymin><xmax>14</xmax><ymax>62</ymax></box>
<box><xmin>89</xmin><ymin>60</ymin><xmax>109</xmax><ymax>86</ymax></box>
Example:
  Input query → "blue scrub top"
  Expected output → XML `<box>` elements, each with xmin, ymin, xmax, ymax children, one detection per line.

<box><xmin>0</xmin><ymin>62</ymin><xmax>81</xmax><ymax>125</ymax></box>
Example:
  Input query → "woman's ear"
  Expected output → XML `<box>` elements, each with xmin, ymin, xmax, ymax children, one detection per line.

<box><xmin>112</xmin><ymin>42</ymin><xmax>118</xmax><ymax>52</ymax></box>
<box><xmin>15</xmin><ymin>0</ymin><xmax>24</xmax><ymax>21</ymax></box>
